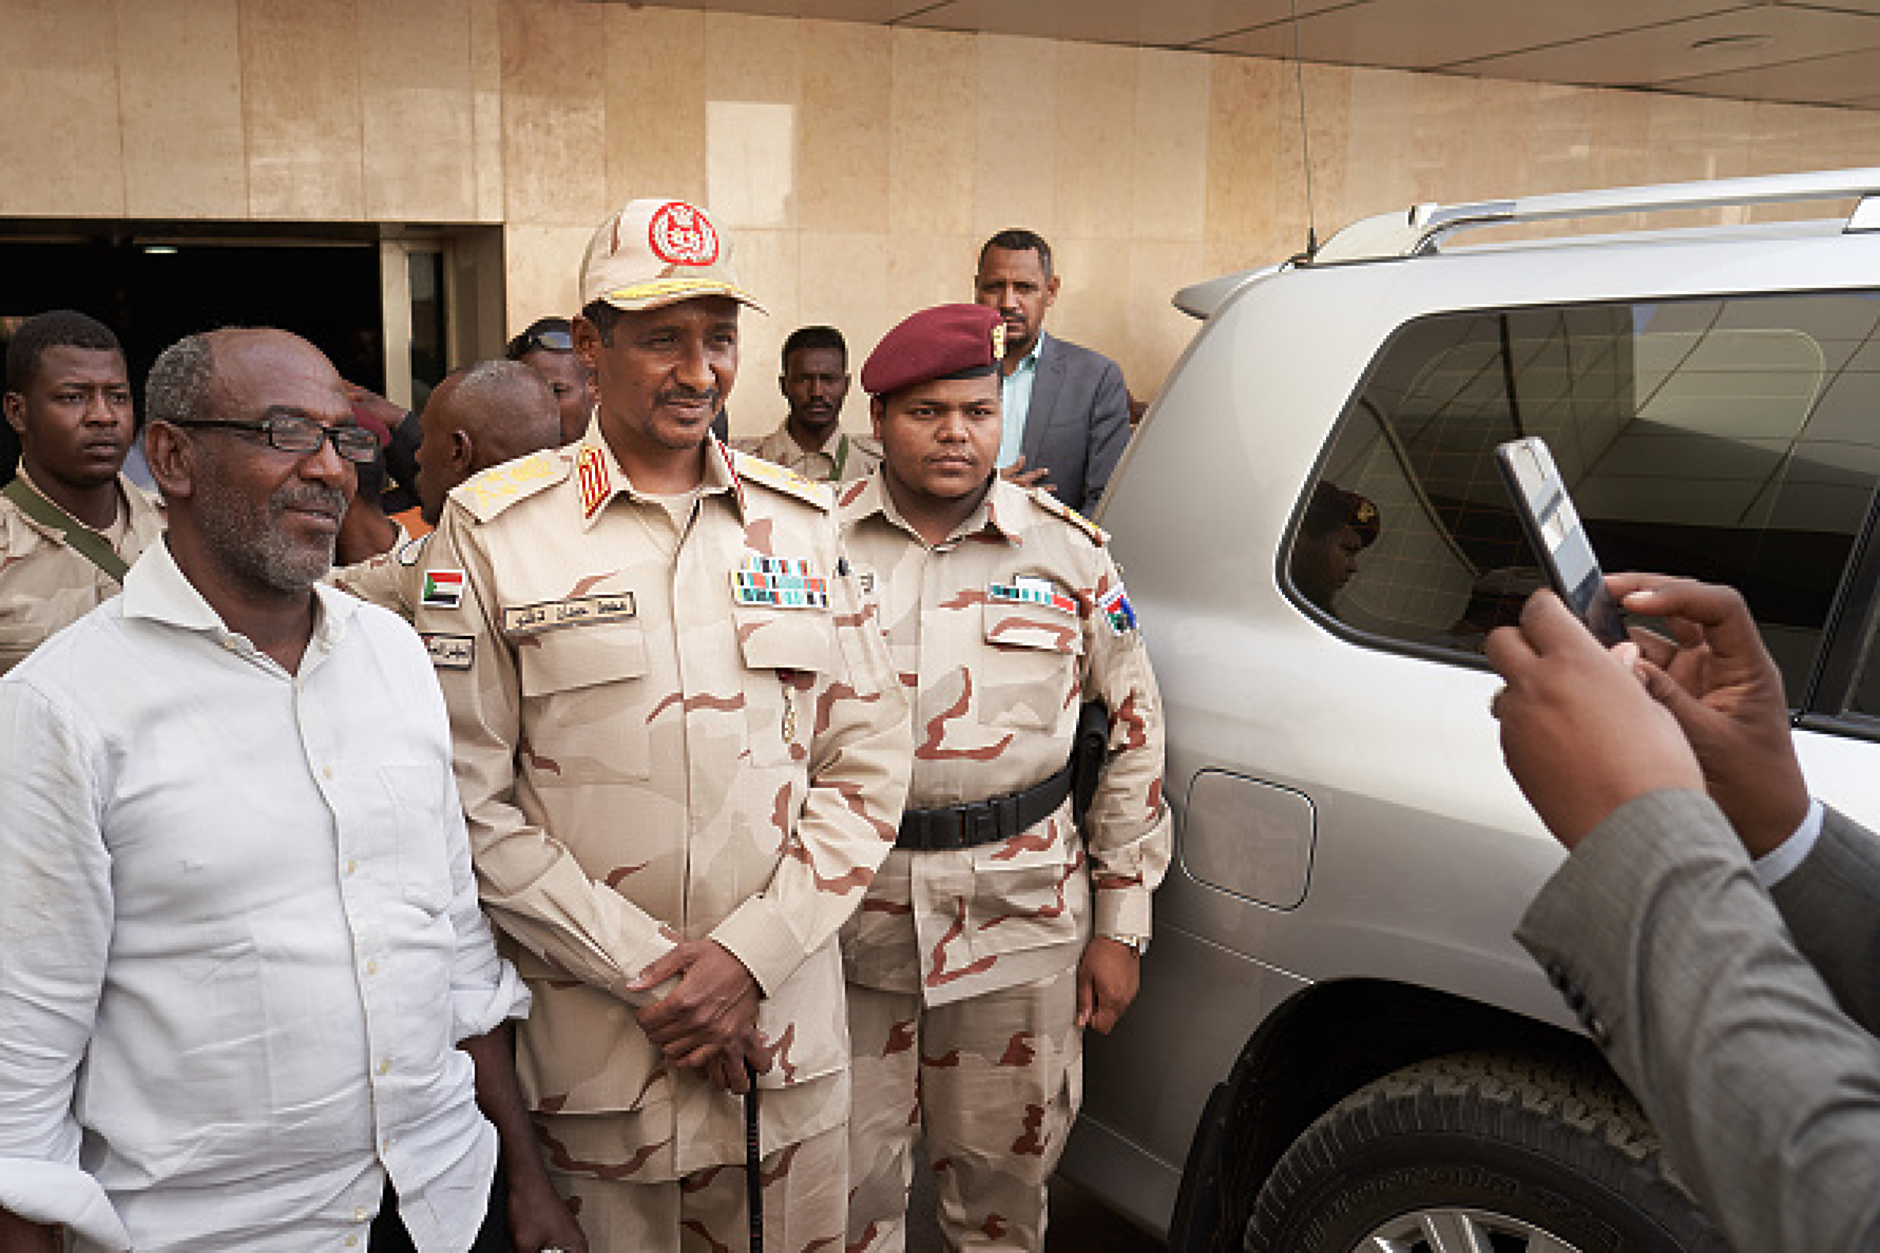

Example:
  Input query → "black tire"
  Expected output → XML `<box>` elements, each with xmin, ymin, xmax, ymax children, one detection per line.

<box><xmin>1244</xmin><ymin>1051</ymin><xmax>1729</xmax><ymax>1253</ymax></box>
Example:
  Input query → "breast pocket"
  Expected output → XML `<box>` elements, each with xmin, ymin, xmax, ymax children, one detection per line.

<box><xmin>734</xmin><ymin>606</ymin><xmax>836</xmax><ymax>767</ymax></box>
<box><xmin>517</xmin><ymin>620</ymin><xmax>654</xmax><ymax>782</ymax></box>
<box><xmin>977</xmin><ymin>600</ymin><xmax>1083</xmax><ymax>733</ymax></box>
<box><xmin>377</xmin><ymin>761</ymin><xmax>456</xmax><ymax>913</ymax></box>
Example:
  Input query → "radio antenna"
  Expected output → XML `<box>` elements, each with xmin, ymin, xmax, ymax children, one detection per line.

<box><xmin>1290</xmin><ymin>0</ymin><xmax>1319</xmax><ymax>257</ymax></box>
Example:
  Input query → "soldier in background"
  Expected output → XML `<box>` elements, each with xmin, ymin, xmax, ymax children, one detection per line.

<box><xmin>733</xmin><ymin>324</ymin><xmax>881</xmax><ymax>483</ymax></box>
<box><xmin>0</xmin><ymin>310</ymin><xmax>163</xmax><ymax>675</ymax></box>
<box><xmin>412</xmin><ymin>198</ymin><xmax>911</xmax><ymax>1252</ymax></box>
<box><xmin>506</xmin><ymin>316</ymin><xmax>595</xmax><ymax>445</ymax></box>
<box><xmin>837</xmin><ymin>303</ymin><xmax>1171</xmax><ymax>1252</ymax></box>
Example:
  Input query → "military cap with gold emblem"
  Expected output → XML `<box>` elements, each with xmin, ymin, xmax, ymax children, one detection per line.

<box><xmin>580</xmin><ymin>198</ymin><xmax>765</xmax><ymax>314</ymax></box>
<box><xmin>1305</xmin><ymin>481</ymin><xmax>1381</xmax><ymax>547</ymax></box>
<box><xmin>860</xmin><ymin>303</ymin><xmax>1004</xmax><ymax>399</ymax></box>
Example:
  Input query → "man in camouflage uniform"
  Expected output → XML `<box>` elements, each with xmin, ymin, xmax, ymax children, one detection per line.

<box><xmin>0</xmin><ymin>310</ymin><xmax>163</xmax><ymax>674</ymax></box>
<box><xmin>732</xmin><ymin>325</ymin><xmax>881</xmax><ymax>484</ymax></box>
<box><xmin>836</xmin><ymin>304</ymin><xmax>1171</xmax><ymax>1251</ymax></box>
<box><xmin>411</xmin><ymin>198</ymin><xmax>912</xmax><ymax>1252</ymax></box>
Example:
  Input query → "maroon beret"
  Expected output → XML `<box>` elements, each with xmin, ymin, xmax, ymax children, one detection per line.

<box><xmin>861</xmin><ymin>303</ymin><xmax>1005</xmax><ymax>398</ymax></box>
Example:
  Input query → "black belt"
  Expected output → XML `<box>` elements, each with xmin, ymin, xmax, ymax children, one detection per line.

<box><xmin>895</xmin><ymin>762</ymin><xmax>1074</xmax><ymax>852</ymax></box>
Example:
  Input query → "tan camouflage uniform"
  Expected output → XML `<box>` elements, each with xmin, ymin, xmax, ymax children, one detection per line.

<box><xmin>0</xmin><ymin>469</ymin><xmax>163</xmax><ymax>675</ymax></box>
<box><xmin>328</xmin><ymin>524</ymin><xmax>423</xmax><ymax>619</ymax></box>
<box><xmin>733</xmin><ymin>424</ymin><xmax>883</xmax><ymax>484</ymax></box>
<box><xmin>835</xmin><ymin>472</ymin><xmax>1171</xmax><ymax>1253</ymax></box>
<box><xmin>411</xmin><ymin>425</ymin><xmax>911</xmax><ymax>1252</ymax></box>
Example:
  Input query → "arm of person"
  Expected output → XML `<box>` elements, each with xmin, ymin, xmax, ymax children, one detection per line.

<box><xmin>1767</xmin><ymin>806</ymin><xmax>1880</xmax><ymax>1036</ymax></box>
<box><xmin>1490</xmin><ymin>589</ymin><xmax>1880</xmax><ymax>1251</ymax></box>
<box><xmin>1074</xmin><ymin>547</ymin><xmax>1173</xmax><ymax>1033</ymax></box>
<box><xmin>705</xmin><ymin>549</ymin><xmax>912</xmax><ymax>1010</ymax></box>
<box><xmin>416</xmin><ymin>505</ymin><xmax>677</xmax><ymax>1004</ymax></box>
<box><xmin>1517</xmin><ymin>791</ymin><xmax>1880</xmax><ymax>1253</ymax></box>
<box><xmin>0</xmin><ymin>682</ymin><xmax>132</xmax><ymax>1250</ymax></box>
<box><xmin>1079</xmin><ymin>357</ymin><xmax>1132</xmax><ymax>513</ymax></box>
<box><xmin>458</xmin><ymin>1024</ymin><xmax>587</xmax><ymax>1253</ymax></box>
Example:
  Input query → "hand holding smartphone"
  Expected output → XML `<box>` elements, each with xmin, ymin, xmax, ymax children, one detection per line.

<box><xmin>1495</xmin><ymin>436</ymin><xmax>1628</xmax><ymax>647</ymax></box>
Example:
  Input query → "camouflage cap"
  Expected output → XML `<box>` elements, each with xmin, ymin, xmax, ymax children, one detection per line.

<box><xmin>860</xmin><ymin>303</ymin><xmax>1004</xmax><ymax>398</ymax></box>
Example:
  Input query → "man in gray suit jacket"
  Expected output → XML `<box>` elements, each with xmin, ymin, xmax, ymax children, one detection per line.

<box><xmin>974</xmin><ymin>230</ymin><xmax>1130</xmax><ymax>515</ymax></box>
<box><xmin>1487</xmin><ymin>573</ymin><xmax>1880</xmax><ymax>1252</ymax></box>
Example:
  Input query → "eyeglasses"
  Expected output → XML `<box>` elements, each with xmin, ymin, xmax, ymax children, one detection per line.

<box><xmin>506</xmin><ymin>327</ymin><xmax>574</xmax><ymax>359</ymax></box>
<box><xmin>171</xmin><ymin>415</ymin><xmax>381</xmax><ymax>464</ymax></box>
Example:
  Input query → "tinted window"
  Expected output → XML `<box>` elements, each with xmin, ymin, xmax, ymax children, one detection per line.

<box><xmin>1293</xmin><ymin>294</ymin><xmax>1880</xmax><ymax>700</ymax></box>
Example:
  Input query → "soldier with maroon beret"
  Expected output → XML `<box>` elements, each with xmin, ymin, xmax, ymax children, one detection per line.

<box><xmin>837</xmin><ymin>303</ymin><xmax>1171</xmax><ymax>1251</ymax></box>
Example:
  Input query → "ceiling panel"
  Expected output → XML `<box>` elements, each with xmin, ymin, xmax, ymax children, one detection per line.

<box><xmin>1193</xmin><ymin>0</ymin><xmax>1747</xmax><ymax>69</ymax></box>
<box><xmin>1456</xmin><ymin>6</ymin><xmax>1880</xmax><ymax>90</ymax></box>
<box><xmin>893</xmin><ymin>0</ymin><xmax>1338</xmax><ymax>49</ymax></box>
<box><xmin>1663</xmin><ymin>46</ymin><xmax>1880</xmax><ymax>103</ymax></box>
<box><xmin>619</xmin><ymin>0</ymin><xmax>1880</xmax><ymax>109</ymax></box>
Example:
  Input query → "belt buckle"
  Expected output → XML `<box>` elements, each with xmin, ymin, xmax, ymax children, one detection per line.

<box><xmin>961</xmin><ymin>804</ymin><xmax>997</xmax><ymax>848</ymax></box>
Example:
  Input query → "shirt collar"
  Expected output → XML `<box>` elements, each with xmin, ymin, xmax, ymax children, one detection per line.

<box><xmin>851</xmin><ymin>468</ymin><xmax>1024</xmax><ymax>548</ymax></box>
<box><xmin>121</xmin><ymin>535</ymin><xmax>357</xmax><ymax>652</ymax></box>
<box><xmin>1011</xmin><ymin>332</ymin><xmax>1046</xmax><ymax>377</ymax></box>
<box><xmin>575</xmin><ymin>424</ymin><xmax>741</xmax><ymax>530</ymax></box>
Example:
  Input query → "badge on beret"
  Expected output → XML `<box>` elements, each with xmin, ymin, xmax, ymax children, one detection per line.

<box><xmin>732</xmin><ymin>555</ymin><xmax>829</xmax><ymax>609</ymax></box>
<box><xmin>648</xmin><ymin>201</ymin><xmax>719</xmax><ymax>266</ymax></box>
<box><xmin>422</xmin><ymin>570</ymin><xmax>466</xmax><ymax>609</ymax></box>
<box><xmin>991</xmin><ymin>322</ymin><xmax>1006</xmax><ymax>359</ymax></box>
<box><xmin>989</xmin><ymin>574</ymin><xmax>1077</xmax><ymax>616</ymax></box>
<box><xmin>1099</xmin><ymin>584</ymin><xmax>1138</xmax><ymax>635</ymax></box>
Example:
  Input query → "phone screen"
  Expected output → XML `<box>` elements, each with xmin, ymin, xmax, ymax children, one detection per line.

<box><xmin>1496</xmin><ymin>438</ymin><xmax>1628</xmax><ymax>646</ymax></box>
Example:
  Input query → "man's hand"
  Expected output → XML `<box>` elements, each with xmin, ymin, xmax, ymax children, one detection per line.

<box><xmin>1485</xmin><ymin>589</ymin><xmax>1703</xmax><ymax>849</ymax></box>
<box><xmin>0</xmin><ymin>1210</ymin><xmax>60</xmax><ymax>1253</ymax></box>
<box><xmin>1075</xmin><ymin>936</ymin><xmax>1140</xmax><ymax>1034</ymax></box>
<box><xmin>1607</xmin><ymin>574</ymin><xmax>1810</xmax><ymax>858</ymax></box>
<box><xmin>506</xmin><ymin>1165</ymin><xmax>588</xmax><ymax>1253</ymax></box>
<box><xmin>630</xmin><ymin>939</ymin><xmax>764</xmax><ymax>1080</ymax></box>
<box><xmin>1000</xmin><ymin>455</ymin><xmax>1053</xmax><ymax>493</ymax></box>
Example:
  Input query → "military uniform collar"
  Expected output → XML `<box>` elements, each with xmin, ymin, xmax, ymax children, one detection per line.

<box><xmin>854</xmin><ymin>469</ymin><xmax>1023</xmax><ymax>548</ymax></box>
<box><xmin>575</xmin><ymin>426</ymin><xmax>741</xmax><ymax>530</ymax></box>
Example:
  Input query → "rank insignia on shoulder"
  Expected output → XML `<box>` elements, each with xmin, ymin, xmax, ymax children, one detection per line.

<box><xmin>989</xmin><ymin>574</ymin><xmax>1078</xmax><ymax>616</ymax></box>
<box><xmin>577</xmin><ymin>444</ymin><xmax>612</xmax><ymax>519</ymax></box>
<box><xmin>422</xmin><ymin>569</ymin><xmax>466</xmax><ymax>609</ymax></box>
<box><xmin>1098</xmin><ymin>583</ymin><xmax>1138</xmax><ymax>635</ymax></box>
<box><xmin>421</xmin><ymin>632</ymin><xmax>475</xmax><ymax>670</ymax></box>
<box><xmin>732</xmin><ymin>554</ymin><xmax>829</xmax><ymax>608</ymax></box>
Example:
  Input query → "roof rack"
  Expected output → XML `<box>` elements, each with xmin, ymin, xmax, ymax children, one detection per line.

<box><xmin>1312</xmin><ymin>166</ymin><xmax>1880</xmax><ymax>265</ymax></box>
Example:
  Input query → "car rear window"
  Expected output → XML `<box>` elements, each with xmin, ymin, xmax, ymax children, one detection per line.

<box><xmin>1291</xmin><ymin>292</ymin><xmax>1880</xmax><ymax>702</ymax></box>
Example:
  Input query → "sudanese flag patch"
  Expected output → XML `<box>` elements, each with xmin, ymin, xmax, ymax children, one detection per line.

<box><xmin>422</xmin><ymin>570</ymin><xmax>466</xmax><ymax>609</ymax></box>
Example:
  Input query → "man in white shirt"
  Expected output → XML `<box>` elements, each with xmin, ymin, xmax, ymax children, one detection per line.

<box><xmin>0</xmin><ymin>329</ymin><xmax>585</xmax><ymax>1253</ymax></box>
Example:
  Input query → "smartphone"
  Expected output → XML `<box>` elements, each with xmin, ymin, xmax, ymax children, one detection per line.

<box><xmin>1495</xmin><ymin>436</ymin><xmax>1628</xmax><ymax>647</ymax></box>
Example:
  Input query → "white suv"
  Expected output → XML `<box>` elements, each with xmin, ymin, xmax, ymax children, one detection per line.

<box><xmin>1062</xmin><ymin>168</ymin><xmax>1880</xmax><ymax>1252</ymax></box>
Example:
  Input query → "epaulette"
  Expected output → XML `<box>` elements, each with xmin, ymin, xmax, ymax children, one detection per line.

<box><xmin>730</xmin><ymin>449</ymin><xmax>833</xmax><ymax>512</ymax></box>
<box><xmin>449</xmin><ymin>448</ymin><xmax>573</xmax><ymax>523</ymax></box>
<box><xmin>1028</xmin><ymin>485</ymin><xmax>1107</xmax><ymax>546</ymax></box>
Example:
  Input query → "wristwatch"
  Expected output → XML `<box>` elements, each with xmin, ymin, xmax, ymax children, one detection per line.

<box><xmin>1102</xmin><ymin>932</ymin><xmax>1150</xmax><ymax>957</ymax></box>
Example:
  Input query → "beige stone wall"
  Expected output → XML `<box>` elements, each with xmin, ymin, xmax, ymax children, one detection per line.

<box><xmin>5</xmin><ymin>0</ymin><xmax>1880</xmax><ymax>433</ymax></box>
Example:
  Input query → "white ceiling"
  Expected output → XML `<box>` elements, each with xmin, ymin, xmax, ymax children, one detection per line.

<box><xmin>614</xmin><ymin>1</ymin><xmax>1880</xmax><ymax>110</ymax></box>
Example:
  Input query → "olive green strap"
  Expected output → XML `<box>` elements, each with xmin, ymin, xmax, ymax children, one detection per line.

<box><xmin>1</xmin><ymin>477</ymin><xmax>130</xmax><ymax>583</ymax></box>
<box><xmin>830</xmin><ymin>434</ymin><xmax>850</xmax><ymax>481</ymax></box>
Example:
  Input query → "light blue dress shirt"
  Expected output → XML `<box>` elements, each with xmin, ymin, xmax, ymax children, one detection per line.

<box><xmin>997</xmin><ymin>336</ymin><xmax>1046</xmax><ymax>469</ymax></box>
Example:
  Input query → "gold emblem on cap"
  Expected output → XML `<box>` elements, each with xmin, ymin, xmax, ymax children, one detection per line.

<box><xmin>990</xmin><ymin>322</ymin><xmax>1006</xmax><ymax>361</ymax></box>
<box><xmin>1355</xmin><ymin>499</ymin><xmax>1378</xmax><ymax>524</ymax></box>
<box><xmin>782</xmin><ymin>704</ymin><xmax>797</xmax><ymax>742</ymax></box>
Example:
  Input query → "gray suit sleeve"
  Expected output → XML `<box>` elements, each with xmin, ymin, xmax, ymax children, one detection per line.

<box><xmin>1517</xmin><ymin>788</ymin><xmax>1880</xmax><ymax>1253</ymax></box>
<box><xmin>1082</xmin><ymin>357</ymin><xmax>1131</xmax><ymax>513</ymax></box>
<box><xmin>1770</xmin><ymin>805</ymin><xmax>1880</xmax><ymax>1036</ymax></box>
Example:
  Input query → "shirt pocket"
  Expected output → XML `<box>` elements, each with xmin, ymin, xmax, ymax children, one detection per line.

<box><xmin>516</xmin><ymin>619</ymin><xmax>654</xmax><ymax>782</ymax></box>
<box><xmin>733</xmin><ymin>605</ymin><xmax>836</xmax><ymax>767</ymax></box>
<box><xmin>977</xmin><ymin>599</ymin><xmax>1083</xmax><ymax>733</ymax></box>
<box><xmin>966</xmin><ymin>822</ymin><xmax>1089</xmax><ymax>963</ymax></box>
<box><xmin>379</xmin><ymin>761</ymin><xmax>455</xmax><ymax>914</ymax></box>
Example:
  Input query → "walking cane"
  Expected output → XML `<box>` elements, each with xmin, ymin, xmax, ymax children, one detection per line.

<box><xmin>746</xmin><ymin>1062</ymin><xmax>763</xmax><ymax>1253</ymax></box>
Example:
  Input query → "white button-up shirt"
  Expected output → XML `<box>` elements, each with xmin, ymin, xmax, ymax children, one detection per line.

<box><xmin>0</xmin><ymin>539</ymin><xmax>527</xmax><ymax>1252</ymax></box>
